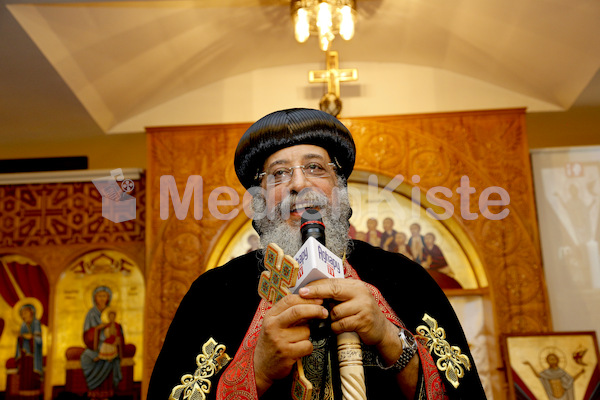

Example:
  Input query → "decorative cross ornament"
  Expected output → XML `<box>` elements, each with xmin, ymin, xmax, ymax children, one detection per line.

<box><xmin>258</xmin><ymin>243</ymin><xmax>300</xmax><ymax>303</ymax></box>
<box><xmin>169</xmin><ymin>337</ymin><xmax>231</xmax><ymax>400</ymax></box>
<box><xmin>309</xmin><ymin>51</ymin><xmax>358</xmax><ymax>98</ymax></box>
<box><xmin>309</xmin><ymin>51</ymin><xmax>357</xmax><ymax>117</ymax></box>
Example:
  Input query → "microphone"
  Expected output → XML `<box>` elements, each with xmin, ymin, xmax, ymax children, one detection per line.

<box><xmin>290</xmin><ymin>210</ymin><xmax>343</xmax><ymax>294</ymax></box>
<box><xmin>294</xmin><ymin>210</ymin><xmax>345</xmax><ymax>400</ymax></box>
<box><xmin>301</xmin><ymin>209</ymin><xmax>326</xmax><ymax>245</ymax></box>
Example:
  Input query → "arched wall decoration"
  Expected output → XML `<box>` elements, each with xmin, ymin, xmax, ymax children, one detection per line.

<box><xmin>208</xmin><ymin>173</ymin><xmax>486</xmax><ymax>291</ymax></box>
<box><xmin>144</xmin><ymin>109</ymin><xmax>550</xmax><ymax>400</ymax></box>
<box><xmin>53</xmin><ymin>249</ymin><xmax>145</xmax><ymax>388</ymax></box>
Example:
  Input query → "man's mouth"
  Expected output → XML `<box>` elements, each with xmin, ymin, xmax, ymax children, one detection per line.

<box><xmin>290</xmin><ymin>202</ymin><xmax>321</xmax><ymax>215</ymax></box>
<box><xmin>290</xmin><ymin>201</ymin><xmax>322</xmax><ymax>216</ymax></box>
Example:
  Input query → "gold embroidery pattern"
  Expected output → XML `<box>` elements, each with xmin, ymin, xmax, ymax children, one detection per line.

<box><xmin>416</xmin><ymin>313</ymin><xmax>471</xmax><ymax>389</ymax></box>
<box><xmin>170</xmin><ymin>338</ymin><xmax>232</xmax><ymax>400</ymax></box>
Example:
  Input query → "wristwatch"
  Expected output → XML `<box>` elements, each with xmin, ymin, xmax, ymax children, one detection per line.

<box><xmin>376</xmin><ymin>328</ymin><xmax>418</xmax><ymax>373</ymax></box>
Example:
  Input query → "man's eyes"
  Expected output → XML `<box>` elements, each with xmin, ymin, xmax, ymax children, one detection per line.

<box><xmin>306</xmin><ymin>163</ymin><xmax>324</xmax><ymax>171</ymax></box>
<box><xmin>272</xmin><ymin>169</ymin><xmax>289</xmax><ymax>177</ymax></box>
<box><xmin>268</xmin><ymin>163</ymin><xmax>326</xmax><ymax>178</ymax></box>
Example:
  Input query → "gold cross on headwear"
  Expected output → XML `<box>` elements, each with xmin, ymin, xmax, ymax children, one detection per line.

<box><xmin>309</xmin><ymin>51</ymin><xmax>358</xmax><ymax>98</ymax></box>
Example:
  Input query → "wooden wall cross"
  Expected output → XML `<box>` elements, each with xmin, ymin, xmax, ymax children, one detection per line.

<box><xmin>258</xmin><ymin>243</ymin><xmax>300</xmax><ymax>303</ymax></box>
<box><xmin>309</xmin><ymin>51</ymin><xmax>358</xmax><ymax>98</ymax></box>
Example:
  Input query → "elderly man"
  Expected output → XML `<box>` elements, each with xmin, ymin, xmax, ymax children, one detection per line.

<box><xmin>148</xmin><ymin>108</ymin><xmax>486</xmax><ymax>400</ymax></box>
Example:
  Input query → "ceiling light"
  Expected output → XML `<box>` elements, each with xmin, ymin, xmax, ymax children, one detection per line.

<box><xmin>291</xmin><ymin>0</ymin><xmax>357</xmax><ymax>51</ymax></box>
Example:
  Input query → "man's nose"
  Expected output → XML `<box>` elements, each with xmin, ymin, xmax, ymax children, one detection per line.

<box><xmin>287</xmin><ymin>167</ymin><xmax>311</xmax><ymax>192</ymax></box>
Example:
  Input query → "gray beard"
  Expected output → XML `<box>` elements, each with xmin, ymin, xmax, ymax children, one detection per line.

<box><xmin>251</xmin><ymin>179</ymin><xmax>352</xmax><ymax>258</ymax></box>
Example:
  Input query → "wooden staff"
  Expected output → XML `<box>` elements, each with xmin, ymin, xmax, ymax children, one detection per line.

<box><xmin>337</xmin><ymin>332</ymin><xmax>366</xmax><ymax>400</ymax></box>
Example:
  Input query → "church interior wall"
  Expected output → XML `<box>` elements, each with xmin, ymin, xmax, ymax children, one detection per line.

<box><xmin>0</xmin><ymin>62</ymin><xmax>599</xmax><ymax>173</ymax></box>
<box><xmin>1</xmin><ymin>60</ymin><xmax>599</xmax><ymax>398</ymax></box>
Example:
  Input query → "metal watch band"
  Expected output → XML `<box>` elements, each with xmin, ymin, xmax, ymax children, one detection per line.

<box><xmin>375</xmin><ymin>328</ymin><xmax>417</xmax><ymax>373</ymax></box>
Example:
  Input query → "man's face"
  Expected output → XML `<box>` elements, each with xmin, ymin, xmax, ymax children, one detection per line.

<box><xmin>546</xmin><ymin>354</ymin><xmax>559</xmax><ymax>367</ymax></box>
<box><xmin>248</xmin><ymin>235</ymin><xmax>259</xmax><ymax>248</ymax></box>
<box><xmin>261</xmin><ymin>144</ymin><xmax>337</xmax><ymax>227</ymax></box>
<box><xmin>395</xmin><ymin>232</ymin><xmax>406</xmax><ymax>244</ymax></box>
<box><xmin>367</xmin><ymin>218</ymin><xmax>377</xmax><ymax>230</ymax></box>
<box><xmin>252</xmin><ymin>144</ymin><xmax>351</xmax><ymax>257</ymax></box>
<box><xmin>425</xmin><ymin>233</ymin><xmax>434</xmax><ymax>246</ymax></box>
<box><xmin>410</xmin><ymin>223</ymin><xmax>420</xmax><ymax>236</ymax></box>
<box><xmin>383</xmin><ymin>218</ymin><xmax>393</xmax><ymax>231</ymax></box>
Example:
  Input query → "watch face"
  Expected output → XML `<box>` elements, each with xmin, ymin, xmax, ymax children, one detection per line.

<box><xmin>401</xmin><ymin>329</ymin><xmax>416</xmax><ymax>348</ymax></box>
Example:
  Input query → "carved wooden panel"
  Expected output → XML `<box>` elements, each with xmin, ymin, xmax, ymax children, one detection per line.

<box><xmin>0</xmin><ymin>178</ymin><xmax>145</xmax><ymax>247</ymax></box>
<box><xmin>144</xmin><ymin>124</ymin><xmax>248</xmax><ymax>389</ymax></box>
<box><xmin>144</xmin><ymin>109</ymin><xmax>550</xmax><ymax>397</ymax></box>
<box><xmin>0</xmin><ymin>177</ymin><xmax>146</xmax><ymax>283</ymax></box>
<box><xmin>344</xmin><ymin>110</ymin><xmax>549</xmax><ymax>334</ymax></box>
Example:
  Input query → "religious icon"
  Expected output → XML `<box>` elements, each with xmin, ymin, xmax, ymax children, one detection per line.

<box><xmin>536</xmin><ymin>157</ymin><xmax>600</xmax><ymax>290</ymax></box>
<box><xmin>365</xmin><ymin>218</ymin><xmax>381</xmax><ymax>247</ymax></box>
<box><xmin>392</xmin><ymin>232</ymin><xmax>412</xmax><ymax>260</ymax></box>
<box><xmin>422</xmin><ymin>233</ymin><xmax>451</xmax><ymax>274</ymax></box>
<box><xmin>407</xmin><ymin>223</ymin><xmax>425</xmax><ymax>264</ymax></box>
<box><xmin>523</xmin><ymin>353</ymin><xmax>585</xmax><ymax>399</ymax></box>
<box><xmin>357</xmin><ymin>217</ymin><xmax>461</xmax><ymax>288</ymax></box>
<box><xmin>14</xmin><ymin>298</ymin><xmax>44</xmax><ymax>398</ymax></box>
<box><xmin>380</xmin><ymin>217</ymin><xmax>398</xmax><ymax>252</ymax></box>
<box><xmin>94</xmin><ymin>307</ymin><xmax>123</xmax><ymax>362</ymax></box>
<box><xmin>504</xmin><ymin>332</ymin><xmax>600</xmax><ymax>400</ymax></box>
<box><xmin>0</xmin><ymin>256</ymin><xmax>49</xmax><ymax>400</ymax></box>
<box><xmin>80</xmin><ymin>286</ymin><xmax>125</xmax><ymax>399</ymax></box>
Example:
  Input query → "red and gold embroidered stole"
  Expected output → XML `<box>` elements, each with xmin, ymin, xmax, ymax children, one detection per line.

<box><xmin>216</xmin><ymin>262</ymin><xmax>447</xmax><ymax>400</ymax></box>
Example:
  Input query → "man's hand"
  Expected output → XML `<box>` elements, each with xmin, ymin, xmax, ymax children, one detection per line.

<box><xmin>254</xmin><ymin>294</ymin><xmax>328</xmax><ymax>396</ymax></box>
<box><xmin>299</xmin><ymin>279</ymin><xmax>419</xmax><ymax>398</ymax></box>
<box><xmin>299</xmin><ymin>279</ymin><xmax>398</xmax><ymax>350</ymax></box>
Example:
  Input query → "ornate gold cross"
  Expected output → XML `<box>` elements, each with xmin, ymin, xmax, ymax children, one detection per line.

<box><xmin>309</xmin><ymin>50</ymin><xmax>358</xmax><ymax>98</ymax></box>
<box><xmin>258</xmin><ymin>243</ymin><xmax>299</xmax><ymax>303</ymax></box>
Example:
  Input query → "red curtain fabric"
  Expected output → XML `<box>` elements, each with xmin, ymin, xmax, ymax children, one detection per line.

<box><xmin>0</xmin><ymin>260</ymin><xmax>49</xmax><ymax>325</ymax></box>
<box><xmin>0</xmin><ymin>263</ymin><xmax>21</xmax><ymax>305</ymax></box>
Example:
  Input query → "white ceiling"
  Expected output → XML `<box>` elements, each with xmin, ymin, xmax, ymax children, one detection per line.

<box><xmin>1</xmin><ymin>0</ymin><xmax>600</xmax><ymax>145</ymax></box>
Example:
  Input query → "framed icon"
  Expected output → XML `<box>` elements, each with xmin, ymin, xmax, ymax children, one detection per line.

<box><xmin>503</xmin><ymin>331</ymin><xmax>600</xmax><ymax>400</ymax></box>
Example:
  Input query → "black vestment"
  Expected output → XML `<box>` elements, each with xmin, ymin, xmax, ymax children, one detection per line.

<box><xmin>148</xmin><ymin>240</ymin><xmax>486</xmax><ymax>399</ymax></box>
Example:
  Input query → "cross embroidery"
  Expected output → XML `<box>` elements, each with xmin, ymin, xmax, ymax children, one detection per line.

<box><xmin>169</xmin><ymin>338</ymin><xmax>231</xmax><ymax>400</ymax></box>
<box><xmin>258</xmin><ymin>243</ymin><xmax>300</xmax><ymax>303</ymax></box>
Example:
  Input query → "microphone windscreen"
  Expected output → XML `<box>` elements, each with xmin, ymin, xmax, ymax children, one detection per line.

<box><xmin>301</xmin><ymin>209</ymin><xmax>326</xmax><ymax>245</ymax></box>
<box><xmin>301</xmin><ymin>208</ymin><xmax>322</xmax><ymax>224</ymax></box>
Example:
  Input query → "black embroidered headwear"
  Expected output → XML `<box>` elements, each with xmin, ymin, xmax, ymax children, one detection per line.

<box><xmin>234</xmin><ymin>108</ymin><xmax>356</xmax><ymax>189</ymax></box>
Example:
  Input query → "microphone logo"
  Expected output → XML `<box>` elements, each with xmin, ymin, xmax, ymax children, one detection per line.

<box><xmin>291</xmin><ymin>210</ymin><xmax>343</xmax><ymax>293</ymax></box>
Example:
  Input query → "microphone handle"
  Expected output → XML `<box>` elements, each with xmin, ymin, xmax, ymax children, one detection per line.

<box><xmin>310</xmin><ymin>299</ymin><xmax>332</xmax><ymax>340</ymax></box>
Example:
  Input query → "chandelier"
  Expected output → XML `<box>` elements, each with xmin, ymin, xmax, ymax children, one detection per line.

<box><xmin>291</xmin><ymin>0</ymin><xmax>357</xmax><ymax>51</ymax></box>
